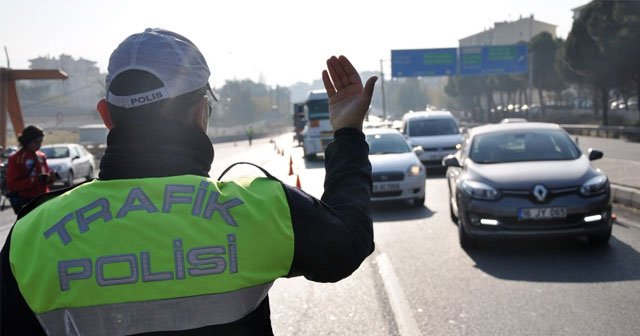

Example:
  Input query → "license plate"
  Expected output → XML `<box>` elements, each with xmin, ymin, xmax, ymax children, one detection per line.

<box><xmin>518</xmin><ymin>207</ymin><xmax>567</xmax><ymax>220</ymax></box>
<box><xmin>373</xmin><ymin>183</ymin><xmax>400</xmax><ymax>192</ymax></box>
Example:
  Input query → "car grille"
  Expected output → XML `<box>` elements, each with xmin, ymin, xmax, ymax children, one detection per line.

<box><xmin>501</xmin><ymin>186</ymin><xmax>579</xmax><ymax>204</ymax></box>
<box><xmin>422</xmin><ymin>146</ymin><xmax>457</xmax><ymax>151</ymax></box>
<box><xmin>372</xmin><ymin>172</ymin><xmax>404</xmax><ymax>182</ymax></box>
<box><xmin>498</xmin><ymin>213</ymin><xmax>586</xmax><ymax>230</ymax></box>
<box><xmin>372</xmin><ymin>191</ymin><xmax>403</xmax><ymax>198</ymax></box>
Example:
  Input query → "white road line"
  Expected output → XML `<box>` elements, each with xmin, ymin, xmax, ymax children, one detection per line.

<box><xmin>375</xmin><ymin>252</ymin><xmax>422</xmax><ymax>336</ymax></box>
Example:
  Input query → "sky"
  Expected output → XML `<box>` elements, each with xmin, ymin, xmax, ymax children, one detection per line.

<box><xmin>1</xmin><ymin>0</ymin><xmax>587</xmax><ymax>89</ymax></box>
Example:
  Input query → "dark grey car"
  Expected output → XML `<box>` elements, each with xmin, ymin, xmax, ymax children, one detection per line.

<box><xmin>443</xmin><ymin>122</ymin><xmax>612</xmax><ymax>249</ymax></box>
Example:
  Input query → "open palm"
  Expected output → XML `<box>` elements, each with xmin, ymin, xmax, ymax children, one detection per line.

<box><xmin>322</xmin><ymin>56</ymin><xmax>377</xmax><ymax>130</ymax></box>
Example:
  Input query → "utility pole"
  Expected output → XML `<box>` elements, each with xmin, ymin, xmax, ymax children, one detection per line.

<box><xmin>380</xmin><ymin>59</ymin><xmax>387</xmax><ymax>120</ymax></box>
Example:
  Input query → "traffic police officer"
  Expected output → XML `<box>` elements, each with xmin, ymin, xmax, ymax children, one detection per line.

<box><xmin>0</xmin><ymin>28</ymin><xmax>376</xmax><ymax>335</ymax></box>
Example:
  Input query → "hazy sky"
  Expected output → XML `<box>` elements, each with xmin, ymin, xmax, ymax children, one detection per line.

<box><xmin>1</xmin><ymin>0</ymin><xmax>587</xmax><ymax>88</ymax></box>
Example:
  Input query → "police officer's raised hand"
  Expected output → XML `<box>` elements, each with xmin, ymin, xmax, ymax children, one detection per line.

<box><xmin>322</xmin><ymin>56</ymin><xmax>377</xmax><ymax>131</ymax></box>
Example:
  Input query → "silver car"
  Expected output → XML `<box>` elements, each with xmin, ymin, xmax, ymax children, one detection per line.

<box><xmin>365</xmin><ymin>128</ymin><xmax>426</xmax><ymax>207</ymax></box>
<box><xmin>443</xmin><ymin>122</ymin><xmax>612</xmax><ymax>249</ymax></box>
<box><xmin>41</xmin><ymin>143</ymin><xmax>96</xmax><ymax>187</ymax></box>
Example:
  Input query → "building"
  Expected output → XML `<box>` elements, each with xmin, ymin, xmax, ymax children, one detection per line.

<box><xmin>24</xmin><ymin>54</ymin><xmax>105</xmax><ymax>115</ymax></box>
<box><xmin>459</xmin><ymin>15</ymin><xmax>557</xmax><ymax>47</ymax></box>
<box><xmin>572</xmin><ymin>3</ymin><xmax>589</xmax><ymax>20</ymax></box>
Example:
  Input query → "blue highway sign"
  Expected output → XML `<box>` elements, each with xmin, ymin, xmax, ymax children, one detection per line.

<box><xmin>459</xmin><ymin>45</ymin><xmax>528</xmax><ymax>75</ymax></box>
<box><xmin>391</xmin><ymin>48</ymin><xmax>457</xmax><ymax>77</ymax></box>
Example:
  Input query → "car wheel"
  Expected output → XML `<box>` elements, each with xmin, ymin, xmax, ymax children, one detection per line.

<box><xmin>85</xmin><ymin>166</ymin><xmax>94</xmax><ymax>180</ymax></box>
<box><xmin>413</xmin><ymin>196</ymin><xmax>425</xmax><ymax>207</ymax></box>
<box><xmin>588</xmin><ymin>226</ymin><xmax>612</xmax><ymax>246</ymax></box>
<box><xmin>458</xmin><ymin>217</ymin><xmax>477</xmax><ymax>249</ymax></box>
<box><xmin>449</xmin><ymin>199</ymin><xmax>459</xmax><ymax>223</ymax></box>
<box><xmin>65</xmin><ymin>171</ymin><xmax>74</xmax><ymax>187</ymax></box>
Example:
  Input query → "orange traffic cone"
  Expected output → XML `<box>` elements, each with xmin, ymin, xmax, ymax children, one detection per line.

<box><xmin>611</xmin><ymin>213</ymin><xmax>617</xmax><ymax>221</ymax></box>
<box><xmin>296</xmin><ymin>175</ymin><xmax>301</xmax><ymax>188</ymax></box>
<box><xmin>288</xmin><ymin>159</ymin><xmax>294</xmax><ymax>176</ymax></box>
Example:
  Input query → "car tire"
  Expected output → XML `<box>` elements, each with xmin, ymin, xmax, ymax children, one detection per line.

<box><xmin>85</xmin><ymin>166</ymin><xmax>94</xmax><ymax>180</ymax></box>
<box><xmin>413</xmin><ymin>196</ymin><xmax>425</xmax><ymax>207</ymax></box>
<box><xmin>588</xmin><ymin>226</ymin><xmax>612</xmax><ymax>246</ymax></box>
<box><xmin>65</xmin><ymin>171</ymin><xmax>74</xmax><ymax>187</ymax></box>
<box><xmin>449</xmin><ymin>199</ymin><xmax>459</xmax><ymax>223</ymax></box>
<box><xmin>458</xmin><ymin>217</ymin><xmax>477</xmax><ymax>249</ymax></box>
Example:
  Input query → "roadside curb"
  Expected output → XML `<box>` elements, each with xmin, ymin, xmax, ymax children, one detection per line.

<box><xmin>611</xmin><ymin>184</ymin><xmax>640</xmax><ymax>209</ymax></box>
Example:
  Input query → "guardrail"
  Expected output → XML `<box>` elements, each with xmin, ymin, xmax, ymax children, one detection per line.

<box><xmin>560</xmin><ymin>124</ymin><xmax>640</xmax><ymax>142</ymax></box>
<box><xmin>460</xmin><ymin>122</ymin><xmax>640</xmax><ymax>142</ymax></box>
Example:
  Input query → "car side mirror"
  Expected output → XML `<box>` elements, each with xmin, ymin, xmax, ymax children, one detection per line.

<box><xmin>412</xmin><ymin>146</ymin><xmax>424</xmax><ymax>156</ymax></box>
<box><xmin>72</xmin><ymin>155</ymin><xmax>80</xmax><ymax>161</ymax></box>
<box><xmin>588</xmin><ymin>148</ymin><xmax>603</xmax><ymax>161</ymax></box>
<box><xmin>442</xmin><ymin>154</ymin><xmax>461</xmax><ymax>167</ymax></box>
<box><xmin>459</xmin><ymin>127</ymin><xmax>466</xmax><ymax>134</ymax></box>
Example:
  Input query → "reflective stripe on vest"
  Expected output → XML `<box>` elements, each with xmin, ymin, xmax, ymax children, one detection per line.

<box><xmin>10</xmin><ymin>175</ymin><xmax>294</xmax><ymax>331</ymax></box>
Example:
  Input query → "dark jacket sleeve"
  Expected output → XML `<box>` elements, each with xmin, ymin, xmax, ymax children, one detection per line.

<box><xmin>285</xmin><ymin>127</ymin><xmax>373</xmax><ymax>282</ymax></box>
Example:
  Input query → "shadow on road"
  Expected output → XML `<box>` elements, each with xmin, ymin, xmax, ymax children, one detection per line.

<box><xmin>372</xmin><ymin>202</ymin><xmax>435</xmax><ymax>222</ymax></box>
<box><xmin>465</xmin><ymin>231</ymin><xmax>640</xmax><ymax>283</ymax></box>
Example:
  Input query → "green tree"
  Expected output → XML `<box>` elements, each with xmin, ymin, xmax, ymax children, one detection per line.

<box><xmin>529</xmin><ymin>32</ymin><xmax>567</xmax><ymax>117</ymax></box>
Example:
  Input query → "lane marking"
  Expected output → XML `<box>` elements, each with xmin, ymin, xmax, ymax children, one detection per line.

<box><xmin>375</xmin><ymin>252</ymin><xmax>422</xmax><ymax>336</ymax></box>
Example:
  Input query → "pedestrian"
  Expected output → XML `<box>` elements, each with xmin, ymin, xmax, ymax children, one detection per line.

<box><xmin>0</xmin><ymin>28</ymin><xmax>377</xmax><ymax>335</ymax></box>
<box><xmin>246</xmin><ymin>125</ymin><xmax>254</xmax><ymax>145</ymax></box>
<box><xmin>4</xmin><ymin>125</ymin><xmax>55</xmax><ymax>214</ymax></box>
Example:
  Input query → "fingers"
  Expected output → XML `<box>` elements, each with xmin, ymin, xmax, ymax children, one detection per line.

<box><xmin>326</xmin><ymin>55</ymin><xmax>360</xmax><ymax>90</ymax></box>
<box><xmin>322</xmin><ymin>70</ymin><xmax>336</xmax><ymax>96</ymax></box>
<box><xmin>362</xmin><ymin>76</ymin><xmax>378</xmax><ymax>106</ymax></box>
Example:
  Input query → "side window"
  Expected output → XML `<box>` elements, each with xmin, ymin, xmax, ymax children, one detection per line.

<box><xmin>459</xmin><ymin>135</ymin><xmax>471</xmax><ymax>161</ymax></box>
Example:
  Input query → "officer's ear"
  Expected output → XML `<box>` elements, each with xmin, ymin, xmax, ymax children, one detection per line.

<box><xmin>190</xmin><ymin>95</ymin><xmax>209</xmax><ymax>132</ymax></box>
<box><xmin>97</xmin><ymin>98</ymin><xmax>114</xmax><ymax>129</ymax></box>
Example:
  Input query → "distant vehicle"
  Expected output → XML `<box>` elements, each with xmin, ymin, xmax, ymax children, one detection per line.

<box><xmin>292</xmin><ymin>102</ymin><xmax>305</xmax><ymax>146</ymax></box>
<box><xmin>401</xmin><ymin>110</ymin><xmax>463</xmax><ymax>169</ymax></box>
<box><xmin>41</xmin><ymin>143</ymin><xmax>96</xmax><ymax>187</ymax></box>
<box><xmin>301</xmin><ymin>90</ymin><xmax>333</xmax><ymax>160</ymax></box>
<box><xmin>500</xmin><ymin>118</ymin><xmax>528</xmax><ymax>124</ymax></box>
<box><xmin>443</xmin><ymin>122</ymin><xmax>612</xmax><ymax>249</ymax></box>
<box><xmin>364</xmin><ymin>128</ymin><xmax>426</xmax><ymax>207</ymax></box>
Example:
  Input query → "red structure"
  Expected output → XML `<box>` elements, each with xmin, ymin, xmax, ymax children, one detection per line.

<box><xmin>0</xmin><ymin>68</ymin><xmax>68</xmax><ymax>148</ymax></box>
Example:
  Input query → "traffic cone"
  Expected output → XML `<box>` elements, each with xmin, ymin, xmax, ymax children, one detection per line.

<box><xmin>288</xmin><ymin>158</ymin><xmax>294</xmax><ymax>176</ymax></box>
<box><xmin>611</xmin><ymin>213</ymin><xmax>617</xmax><ymax>221</ymax></box>
<box><xmin>296</xmin><ymin>175</ymin><xmax>301</xmax><ymax>188</ymax></box>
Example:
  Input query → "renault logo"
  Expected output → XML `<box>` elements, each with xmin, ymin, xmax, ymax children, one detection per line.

<box><xmin>533</xmin><ymin>185</ymin><xmax>548</xmax><ymax>202</ymax></box>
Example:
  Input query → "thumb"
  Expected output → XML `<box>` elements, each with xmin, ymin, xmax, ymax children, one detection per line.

<box><xmin>362</xmin><ymin>76</ymin><xmax>378</xmax><ymax>106</ymax></box>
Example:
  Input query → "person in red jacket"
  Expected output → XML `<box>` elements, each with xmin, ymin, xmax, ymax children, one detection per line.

<box><xmin>6</xmin><ymin>125</ymin><xmax>55</xmax><ymax>213</ymax></box>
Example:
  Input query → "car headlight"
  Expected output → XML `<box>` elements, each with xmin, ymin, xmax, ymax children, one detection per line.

<box><xmin>461</xmin><ymin>180</ymin><xmax>500</xmax><ymax>200</ymax></box>
<box><xmin>407</xmin><ymin>164</ymin><xmax>423</xmax><ymax>176</ymax></box>
<box><xmin>580</xmin><ymin>175</ymin><xmax>608</xmax><ymax>196</ymax></box>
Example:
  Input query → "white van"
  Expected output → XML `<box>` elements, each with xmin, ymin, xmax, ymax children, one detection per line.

<box><xmin>401</xmin><ymin>110</ymin><xmax>463</xmax><ymax>168</ymax></box>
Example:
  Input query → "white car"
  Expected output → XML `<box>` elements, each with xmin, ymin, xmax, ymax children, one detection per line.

<box><xmin>401</xmin><ymin>110</ymin><xmax>463</xmax><ymax>169</ymax></box>
<box><xmin>364</xmin><ymin>128</ymin><xmax>426</xmax><ymax>207</ymax></box>
<box><xmin>41</xmin><ymin>143</ymin><xmax>96</xmax><ymax>187</ymax></box>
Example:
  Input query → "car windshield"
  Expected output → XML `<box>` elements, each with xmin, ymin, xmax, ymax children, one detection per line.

<box><xmin>408</xmin><ymin>118</ymin><xmax>459</xmax><ymax>136</ymax></box>
<box><xmin>366</xmin><ymin>133</ymin><xmax>412</xmax><ymax>154</ymax></box>
<box><xmin>469</xmin><ymin>130</ymin><xmax>581</xmax><ymax>163</ymax></box>
<box><xmin>41</xmin><ymin>146</ymin><xmax>70</xmax><ymax>159</ymax></box>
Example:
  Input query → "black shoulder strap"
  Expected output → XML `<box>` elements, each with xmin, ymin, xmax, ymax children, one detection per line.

<box><xmin>217</xmin><ymin>162</ymin><xmax>282</xmax><ymax>183</ymax></box>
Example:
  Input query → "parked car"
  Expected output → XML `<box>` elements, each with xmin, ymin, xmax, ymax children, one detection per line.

<box><xmin>41</xmin><ymin>143</ymin><xmax>96</xmax><ymax>187</ymax></box>
<box><xmin>364</xmin><ymin>128</ymin><xmax>426</xmax><ymax>207</ymax></box>
<box><xmin>443</xmin><ymin>122</ymin><xmax>612</xmax><ymax>249</ymax></box>
<box><xmin>401</xmin><ymin>110</ymin><xmax>463</xmax><ymax>169</ymax></box>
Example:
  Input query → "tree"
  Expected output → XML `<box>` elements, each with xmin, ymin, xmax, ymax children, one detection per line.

<box><xmin>529</xmin><ymin>32</ymin><xmax>567</xmax><ymax>117</ymax></box>
<box><xmin>564</xmin><ymin>0</ymin><xmax>634</xmax><ymax>125</ymax></box>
